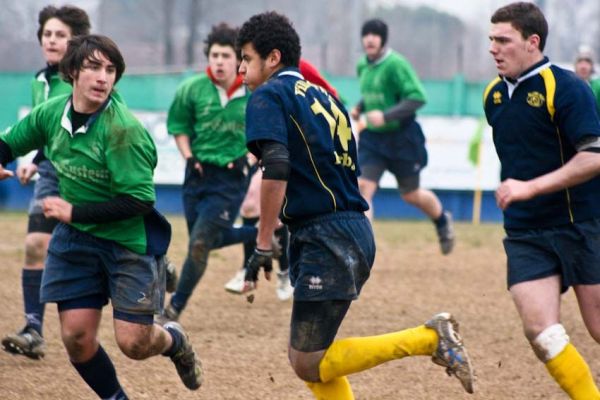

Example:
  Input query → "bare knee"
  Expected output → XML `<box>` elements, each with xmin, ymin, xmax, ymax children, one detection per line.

<box><xmin>24</xmin><ymin>233</ymin><xmax>50</xmax><ymax>267</ymax></box>
<box><xmin>62</xmin><ymin>326</ymin><xmax>96</xmax><ymax>361</ymax></box>
<box><xmin>115</xmin><ymin>330</ymin><xmax>153</xmax><ymax>360</ymax></box>
<box><xmin>288</xmin><ymin>347</ymin><xmax>323</xmax><ymax>382</ymax></box>
<box><xmin>358</xmin><ymin>179</ymin><xmax>376</xmax><ymax>200</ymax></box>
<box><xmin>241</xmin><ymin>205</ymin><xmax>259</xmax><ymax>218</ymax></box>
<box><xmin>401</xmin><ymin>189</ymin><xmax>420</xmax><ymax>205</ymax></box>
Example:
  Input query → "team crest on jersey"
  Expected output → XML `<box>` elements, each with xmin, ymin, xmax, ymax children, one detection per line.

<box><xmin>527</xmin><ymin>92</ymin><xmax>545</xmax><ymax>107</ymax></box>
<box><xmin>493</xmin><ymin>91</ymin><xmax>502</xmax><ymax>104</ymax></box>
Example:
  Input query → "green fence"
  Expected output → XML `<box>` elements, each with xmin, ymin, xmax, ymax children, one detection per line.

<box><xmin>0</xmin><ymin>71</ymin><xmax>488</xmax><ymax>130</ymax></box>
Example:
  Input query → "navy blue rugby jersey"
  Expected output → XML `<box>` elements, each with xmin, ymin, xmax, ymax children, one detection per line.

<box><xmin>483</xmin><ymin>57</ymin><xmax>600</xmax><ymax>229</ymax></box>
<box><xmin>245</xmin><ymin>67</ymin><xmax>368</xmax><ymax>222</ymax></box>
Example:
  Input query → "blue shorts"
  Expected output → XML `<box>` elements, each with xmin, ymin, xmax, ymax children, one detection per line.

<box><xmin>182</xmin><ymin>161</ymin><xmax>248</xmax><ymax>233</ymax></box>
<box><xmin>41</xmin><ymin>223</ymin><xmax>164</xmax><ymax>317</ymax></box>
<box><xmin>358</xmin><ymin>121</ymin><xmax>428</xmax><ymax>183</ymax></box>
<box><xmin>504</xmin><ymin>218</ymin><xmax>600</xmax><ymax>292</ymax></box>
<box><xmin>288</xmin><ymin>211</ymin><xmax>376</xmax><ymax>301</ymax></box>
<box><xmin>28</xmin><ymin>160</ymin><xmax>60</xmax><ymax>215</ymax></box>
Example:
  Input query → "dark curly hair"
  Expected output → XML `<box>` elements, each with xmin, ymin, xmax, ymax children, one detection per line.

<box><xmin>237</xmin><ymin>11</ymin><xmax>301</xmax><ymax>67</ymax></box>
<box><xmin>491</xmin><ymin>2</ymin><xmax>548</xmax><ymax>52</ymax></box>
<box><xmin>204</xmin><ymin>22</ymin><xmax>240</xmax><ymax>60</ymax></box>
<box><xmin>37</xmin><ymin>5</ymin><xmax>91</xmax><ymax>44</ymax></box>
<box><xmin>60</xmin><ymin>34</ymin><xmax>125</xmax><ymax>85</ymax></box>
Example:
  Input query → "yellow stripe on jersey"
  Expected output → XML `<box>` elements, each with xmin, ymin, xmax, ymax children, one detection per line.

<box><xmin>483</xmin><ymin>77</ymin><xmax>502</xmax><ymax>105</ymax></box>
<box><xmin>539</xmin><ymin>68</ymin><xmax>556</xmax><ymax>121</ymax></box>
<box><xmin>539</xmin><ymin>67</ymin><xmax>573</xmax><ymax>222</ymax></box>
<box><xmin>289</xmin><ymin>115</ymin><xmax>337</xmax><ymax>211</ymax></box>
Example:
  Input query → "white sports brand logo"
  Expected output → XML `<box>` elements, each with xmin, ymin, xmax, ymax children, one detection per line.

<box><xmin>308</xmin><ymin>276</ymin><xmax>323</xmax><ymax>290</ymax></box>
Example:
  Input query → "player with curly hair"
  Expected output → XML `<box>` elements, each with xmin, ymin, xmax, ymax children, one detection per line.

<box><xmin>157</xmin><ymin>23</ymin><xmax>260</xmax><ymax>323</ymax></box>
<box><xmin>237</xmin><ymin>11</ymin><xmax>475</xmax><ymax>399</ymax></box>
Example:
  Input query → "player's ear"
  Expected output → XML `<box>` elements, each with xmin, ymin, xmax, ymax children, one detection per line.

<box><xmin>267</xmin><ymin>49</ymin><xmax>281</xmax><ymax>68</ymax></box>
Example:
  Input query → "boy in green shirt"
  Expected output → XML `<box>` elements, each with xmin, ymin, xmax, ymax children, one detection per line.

<box><xmin>158</xmin><ymin>23</ymin><xmax>259</xmax><ymax>323</ymax></box>
<box><xmin>0</xmin><ymin>34</ymin><xmax>202</xmax><ymax>398</ymax></box>
<box><xmin>574</xmin><ymin>51</ymin><xmax>600</xmax><ymax>116</ymax></box>
<box><xmin>1</xmin><ymin>5</ymin><xmax>90</xmax><ymax>360</ymax></box>
<box><xmin>351</xmin><ymin>19</ymin><xmax>455</xmax><ymax>255</ymax></box>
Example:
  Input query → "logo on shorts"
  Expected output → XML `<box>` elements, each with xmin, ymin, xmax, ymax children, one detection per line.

<box><xmin>219</xmin><ymin>210</ymin><xmax>230</xmax><ymax>221</ymax></box>
<box><xmin>308</xmin><ymin>276</ymin><xmax>323</xmax><ymax>290</ymax></box>
<box><xmin>137</xmin><ymin>291</ymin><xmax>151</xmax><ymax>305</ymax></box>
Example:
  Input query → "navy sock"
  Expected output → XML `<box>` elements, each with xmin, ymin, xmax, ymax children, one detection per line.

<box><xmin>275</xmin><ymin>225</ymin><xmax>289</xmax><ymax>272</ymax></box>
<box><xmin>241</xmin><ymin>217</ymin><xmax>259</xmax><ymax>268</ymax></box>
<box><xmin>22</xmin><ymin>269</ymin><xmax>44</xmax><ymax>335</ymax></box>
<box><xmin>169</xmin><ymin>293</ymin><xmax>187</xmax><ymax>314</ymax></box>
<box><xmin>433</xmin><ymin>210</ymin><xmax>448</xmax><ymax>228</ymax></box>
<box><xmin>162</xmin><ymin>325</ymin><xmax>184</xmax><ymax>358</ymax></box>
<box><xmin>220</xmin><ymin>225</ymin><xmax>258</xmax><ymax>248</ymax></box>
<box><xmin>71</xmin><ymin>345</ymin><xmax>127</xmax><ymax>399</ymax></box>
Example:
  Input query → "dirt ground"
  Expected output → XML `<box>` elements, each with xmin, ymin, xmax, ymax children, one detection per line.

<box><xmin>1</xmin><ymin>212</ymin><xmax>599</xmax><ymax>399</ymax></box>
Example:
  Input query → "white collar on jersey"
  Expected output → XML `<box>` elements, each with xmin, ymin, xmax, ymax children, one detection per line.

<box><xmin>502</xmin><ymin>61</ymin><xmax>552</xmax><ymax>98</ymax></box>
<box><xmin>277</xmin><ymin>69</ymin><xmax>304</xmax><ymax>80</ymax></box>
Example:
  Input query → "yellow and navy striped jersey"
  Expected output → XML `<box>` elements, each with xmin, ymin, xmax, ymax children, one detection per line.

<box><xmin>245</xmin><ymin>67</ymin><xmax>368</xmax><ymax>222</ymax></box>
<box><xmin>484</xmin><ymin>57</ymin><xmax>600</xmax><ymax>229</ymax></box>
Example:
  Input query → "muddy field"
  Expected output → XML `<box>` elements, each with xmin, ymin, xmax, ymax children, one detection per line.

<box><xmin>1</xmin><ymin>212</ymin><xmax>598</xmax><ymax>399</ymax></box>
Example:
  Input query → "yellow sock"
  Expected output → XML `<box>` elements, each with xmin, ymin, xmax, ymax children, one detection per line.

<box><xmin>319</xmin><ymin>325</ymin><xmax>437</xmax><ymax>382</ymax></box>
<box><xmin>546</xmin><ymin>343</ymin><xmax>600</xmax><ymax>399</ymax></box>
<box><xmin>306</xmin><ymin>377</ymin><xmax>354</xmax><ymax>400</ymax></box>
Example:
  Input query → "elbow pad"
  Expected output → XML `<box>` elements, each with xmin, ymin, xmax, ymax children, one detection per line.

<box><xmin>261</xmin><ymin>141</ymin><xmax>290</xmax><ymax>181</ymax></box>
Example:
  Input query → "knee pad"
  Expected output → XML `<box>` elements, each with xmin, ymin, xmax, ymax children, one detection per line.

<box><xmin>531</xmin><ymin>324</ymin><xmax>569</xmax><ymax>362</ymax></box>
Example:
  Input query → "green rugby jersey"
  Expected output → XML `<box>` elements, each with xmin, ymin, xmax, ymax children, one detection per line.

<box><xmin>357</xmin><ymin>50</ymin><xmax>426</xmax><ymax>132</ymax></box>
<box><xmin>31</xmin><ymin>68</ymin><xmax>72</xmax><ymax>106</ymax></box>
<box><xmin>590</xmin><ymin>78</ymin><xmax>600</xmax><ymax>116</ymax></box>
<box><xmin>167</xmin><ymin>73</ymin><xmax>248</xmax><ymax>166</ymax></box>
<box><xmin>1</xmin><ymin>94</ymin><xmax>158</xmax><ymax>254</ymax></box>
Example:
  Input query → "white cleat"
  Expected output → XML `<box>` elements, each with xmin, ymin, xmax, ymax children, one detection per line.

<box><xmin>276</xmin><ymin>271</ymin><xmax>293</xmax><ymax>301</ymax></box>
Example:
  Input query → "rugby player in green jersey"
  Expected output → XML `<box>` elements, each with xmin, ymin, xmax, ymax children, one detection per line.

<box><xmin>1</xmin><ymin>5</ymin><xmax>90</xmax><ymax>360</ymax></box>
<box><xmin>574</xmin><ymin>50</ymin><xmax>600</xmax><ymax>116</ymax></box>
<box><xmin>158</xmin><ymin>23</ymin><xmax>261</xmax><ymax>323</ymax></box>
<box><xmin>0</xmin><ymin>35</ymin><xmax>202</xmax><ymax>399</ymax></box>
<box><xmin>352</xmin><ymin>19</ymin><xmax>455</xmax><ymax>255</ymax></box>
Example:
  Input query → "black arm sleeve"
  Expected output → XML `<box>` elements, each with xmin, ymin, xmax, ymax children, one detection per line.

<box><xmin>0</xmin><ymin>139</ymin><xmax>15</xmax><ymax>165</ymax></box>
<box><xmin>32</xmin><ymin>149</ymin><xmax>47</xmax><ymax>165</ymax></box>
<box><xmin>383</xmin><ymin>99</ymin><xmax>425</xmax><ymax>123</ymax></box>
<box><xmin>71</xmin><ymin>194</ymin><xmax>154</xmax><ymax>224</ymax></box>
<box><xmin>259</xmin><ymin>140</ymin><xmax>290</xmax><ymax>181</ymax></box>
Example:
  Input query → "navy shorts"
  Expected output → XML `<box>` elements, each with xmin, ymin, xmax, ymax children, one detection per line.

<box><xmin>288</xmin><ymin>211</ymin><xmax>376</xmax><ymax>301</ymax></box>
<box><xmin>504</xmin><ymin>218</ymin><xmax>600</xmax><ymax>292</ymax></box>
<box><xmin>28</xmin><ymin>160</ymin><xmax>60</xmax><ymax>215</ymax></box>
<box><xmin>28</xmin><ymin>160</ymin><xmax>60</xmax><ymax>233</ymax></box>
<box><xmin>41</xmin><ymin>223</ymin><xmax>164</xmax><ymax>317</ymax></box>
<box><xmin>182</xmin><ymin>160</ymin><xmax>248</xmax><ymax>233</ymax></box>
<box><xmin>358</xmin><ymin>121</ymin><xmax>428</xmax><ymax>187</ymax></box>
